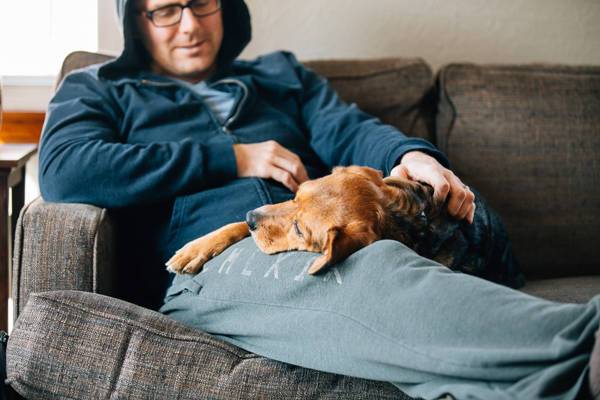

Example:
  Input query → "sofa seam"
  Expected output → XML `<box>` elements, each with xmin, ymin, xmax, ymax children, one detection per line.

<box><xmin>435</xmin><ymin>65</ymin><xmax>459</xmax><ymax>158</ymax></box>
<box><xmin>91</xmin><ymin>208</ymin><xmax>106</xmax><ymax>294</ymax></box>
<box><xmin>105</xmin><ymin>327</ymin><xmax>132</xmax><ymax>399</ymax></box>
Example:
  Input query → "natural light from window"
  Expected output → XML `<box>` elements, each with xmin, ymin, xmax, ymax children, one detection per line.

<box><xmin>0</xmin><ymin>0</ymin><xmax>98</xmax><ymax>78</ymax></box>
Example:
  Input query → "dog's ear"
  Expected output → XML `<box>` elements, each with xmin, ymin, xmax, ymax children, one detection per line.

<box><xmin>308</xmin><ymin>223</ymin><xmax>377</xmax><ymax>274</ymax></box>
<box><xmin>383</xmin><ymin>176</ymin><xmax>433</xmax><ymax>216</ymax></box>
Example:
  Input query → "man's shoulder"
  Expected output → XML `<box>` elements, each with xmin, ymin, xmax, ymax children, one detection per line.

<box><xmin>233</xmin><ymin>50</ymin><xmax>304</xmax><ymax>74</ymax></box>
<box><xmin>60</xmin><ymin>63</ymin><xmax>100</xmax><ymax>81</ymax></box>
<box><xmin>238</xmin><ymin>50</ymin><xmax>298</xmax><ymax>63</ymax></box>
<box><xmin>52</xmin><ymin>63</ymin><xmax>126</xmax><ymax>109</ymax></box>
<box><xmin>231</xmin><ymin>51</ymin><xmax>310</xmax><ymax>90</ymax></box>
<box><xmin>57</xmin><ymin>63</ymin><xmax>112</xmax><ymax>93</ymax></box>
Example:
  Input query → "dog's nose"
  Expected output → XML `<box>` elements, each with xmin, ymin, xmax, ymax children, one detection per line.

<box><xmin>246</xmin><ymin>211</ymin><xmax>258</xmax><ymax>231</ymax></box>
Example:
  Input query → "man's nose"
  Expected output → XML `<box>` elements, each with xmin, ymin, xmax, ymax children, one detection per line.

<box><xmin>179</xmin><ymin>8</ymin><xmax>202</xmax><ymax>32</ymax></box>
<box><xmin>246</xmin><ymin>210</ymin><xmax>260</xmax><ymax>231</ymax></box>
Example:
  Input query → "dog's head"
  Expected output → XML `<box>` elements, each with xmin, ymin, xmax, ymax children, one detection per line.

<box><xmin>247</xmin><ymin>166</ymin><xmax>433</xmax><ymax>274</ymax></box>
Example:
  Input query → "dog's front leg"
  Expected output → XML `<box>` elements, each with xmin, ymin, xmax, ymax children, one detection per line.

<box><xmin>166</xmin><ymin>222</ymin><xmax>249</xmax><ymax>274</ymax></box>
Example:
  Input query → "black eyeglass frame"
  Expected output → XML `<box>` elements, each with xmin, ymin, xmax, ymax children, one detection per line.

<box><xmin>143</xmin><ymin>0</ymin><xmax>222</xmax><ymax>27</ymax></box>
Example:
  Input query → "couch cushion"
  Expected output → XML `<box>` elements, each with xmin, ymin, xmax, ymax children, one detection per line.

<box><xmin>6</xmin><ymin>291</ymin><xmax>410</xmax><ymax>400</ymax></box>
<box><xmin>436</xmin><ymin>63</ymin><xmax>600</xmax><ymax>279</ymax></box>
<box><xmin>521</xmin><ymin>275</ymin><xmax>600</xmax><ymax>304</ymax></box>
<box><xmin>305</xmin><ymin>58</ymin><xmax>435</xmax><ymax>143</ymax></box>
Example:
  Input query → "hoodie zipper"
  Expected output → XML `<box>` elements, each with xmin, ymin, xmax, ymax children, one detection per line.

<box><xmin>212</xmin><ymin>78</ymin><xmax>249</xmax><ymax>132</ymax></box>
<box><xmin>139</xmin><ymin>78</ymin><xmax>249</xmax><ymax>135</ymax></box>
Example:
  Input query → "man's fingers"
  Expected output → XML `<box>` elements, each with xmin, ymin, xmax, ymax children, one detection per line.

<box><xmin>469</xmin><ymin>203</ymin><xmax>476</xmax><ymax>224</ymax></box>
<box><xmin>444</xmin><ymin>173</ymin><xmax>473</xmax><ymax>217</ymax></box>
<box><xmin>458</xmin><ymin>202</ymin><xmax>476</xmax><ymax>224</ymax></box>
<box><xmin>430</xmin><ymin>175</ymin><xmax>451</xmax><ymax>205</ymax></box>
<box><xmin>447</xmin><ymin>188</ymin><xmax>467</xmax><ymax>218</ymax></box>
<box><xmin>272</xmin><ymin>154</ymin><xmax>309</xmax><ymax>185</ymax></box>
<box><xmin>451</xmin><ymin>191</ymin><xmax>476</xmax><ymax>220</ymax></box>
<box><xmin>271</xmin><ymin>166</ymin><xmax>300</xmax><ymax>192</ymax></box>
<box><xmin>234</xmin><ymin>141</ymin><xmax>307</xmax><ymax>193</ymax></box>
<box><xmin>390</xmin><ymin>164</ymin><xmax>411</xmax><ymax>180</ymax></box>
<box><xmin>273</xmin><ymin>146</ymin><xmax>309</xmax><ymax>183</ymax></box>
<box><xmin>461</xmin><ymin>190</ymin><xmax>476</xmax><ymax>218</ymax></box>
<box><xmin>457</xmin><ymin>198</ymin><xmax>474</xmax><ymax>221</ymax></box>
<box><xmin>466</xmin><ymin>203</ymin><xmax>476</xmax><ymax>224</ymax></box>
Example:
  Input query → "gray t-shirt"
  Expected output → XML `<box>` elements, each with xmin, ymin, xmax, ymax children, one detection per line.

<box><xmin>189</xmin><ymin>81</ymin><xmax>236</xmax><ymax>125</ymax></box>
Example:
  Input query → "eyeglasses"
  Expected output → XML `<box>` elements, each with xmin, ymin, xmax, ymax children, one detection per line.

<box><xmin>143</xmin><ymin>0</ymin><xmax>221</xmax><ymax>27</ymax></box>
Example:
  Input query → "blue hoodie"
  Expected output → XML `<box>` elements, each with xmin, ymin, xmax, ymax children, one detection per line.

<box><xmin>38</xmin><ymin>0</ymin><xmax>448</xmax><ymax>307</ymax></box>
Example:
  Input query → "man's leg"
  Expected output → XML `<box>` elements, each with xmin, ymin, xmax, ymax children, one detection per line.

<box><xmin>160</xmin><ymin>238</ymin><xmax>598</xmax><ymax>400</ymax></box>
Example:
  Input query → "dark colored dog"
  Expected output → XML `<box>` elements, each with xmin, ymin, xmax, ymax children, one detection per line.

<box><xmin>167</xmin><ymin>166</ymin><xmax>524</xmax><ymax>287</ymax></box>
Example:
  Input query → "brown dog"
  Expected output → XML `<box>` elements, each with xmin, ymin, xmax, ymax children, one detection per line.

<box><xmin>166</xmin><ymin>166</ymin><xmax>524</xmax><ymax>287</ymax></box>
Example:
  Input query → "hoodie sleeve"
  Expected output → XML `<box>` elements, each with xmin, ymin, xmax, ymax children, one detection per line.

<box><xmin>39</xmin><ymin>70</ymin><xmax>237</xmax><ymax>208</ymax></box>
<box><xmin>287</xmin><ymin>53</ymin><xmax>449</xmax><ymax>174</ymax></box>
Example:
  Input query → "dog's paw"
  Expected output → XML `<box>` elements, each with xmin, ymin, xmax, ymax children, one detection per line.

<box><xmin>165</xmin><ymin>240</ymin><xmax>210</xmax><ymax>274</ymax></box>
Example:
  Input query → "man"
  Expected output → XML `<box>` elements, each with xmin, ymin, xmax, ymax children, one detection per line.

<box><xmin>38</xmin><ymin>0</ymin><xmax>600</xmax><ymax>399</ymax></box>
<box><xmin>40</xmin><ymin>0</ymin><xmax>474</xmax><ymax>309</ymax></box>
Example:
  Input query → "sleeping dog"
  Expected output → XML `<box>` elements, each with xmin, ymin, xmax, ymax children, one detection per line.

<box><xmin>166</xmin><ymin>166</ymin><xmax>524</xmax><ymax>287</ymax></box>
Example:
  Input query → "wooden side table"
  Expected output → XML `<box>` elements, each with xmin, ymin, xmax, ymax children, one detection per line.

<box><xmin>0</xmin><ymin>143</ymin><xmax>37</xmax><ymax>333</ymax></box>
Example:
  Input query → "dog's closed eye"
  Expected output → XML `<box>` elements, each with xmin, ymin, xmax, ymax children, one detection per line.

<box><xmin>293</xmin><ymin>220</ymin><xmax>303</xmax><ymax>237</ymax></box>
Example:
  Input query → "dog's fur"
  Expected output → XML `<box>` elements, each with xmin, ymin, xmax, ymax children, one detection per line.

<box><xmin>167</xmin><ymin>166</ymin><xmax>523</xmax><ymax>287</ymax></box>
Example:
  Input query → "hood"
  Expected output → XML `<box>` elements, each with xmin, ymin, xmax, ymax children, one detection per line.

<box><xmin>100</xmin><ymin>0</ymin><xmax>252</xmax><ymax>79</ymax></box>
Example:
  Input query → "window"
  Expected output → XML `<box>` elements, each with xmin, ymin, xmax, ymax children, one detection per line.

<box><xmin>0</xmin><ymin>0</ymin><xmax>98</xmax><ymax>80</ymax></box>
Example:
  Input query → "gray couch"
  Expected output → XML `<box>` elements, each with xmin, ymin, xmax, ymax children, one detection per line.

<box><xmin>5</xmin><ymin>52</ymin><xmax>600</xmax><ymax>399</ymax></box>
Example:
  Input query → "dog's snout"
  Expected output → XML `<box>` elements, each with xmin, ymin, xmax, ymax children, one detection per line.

<box><xmin>246</xmin><ymin>210</ymin><xmax>259</xmax><ymax>231</ymax></box>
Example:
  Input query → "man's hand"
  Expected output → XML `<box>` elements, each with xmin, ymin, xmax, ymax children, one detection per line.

<box><xmin>233</xmin><ymin>141</ymin><xmax>309</xmax><ymax>192</ymax></box>
<box><xmin>390</xmin><ymin>151</ymin><xmax>475</xmax><ymax>224</ymax></box>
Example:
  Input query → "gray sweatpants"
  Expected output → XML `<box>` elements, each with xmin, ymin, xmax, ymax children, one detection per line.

<box><xmin>159</xmin><ymin>238</ymin><xmax>598</xmax><ymax>400</ymax></box>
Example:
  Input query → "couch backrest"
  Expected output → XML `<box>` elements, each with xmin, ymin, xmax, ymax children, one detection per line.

<box><xmin>305</xmin><ymin>58</ymin><xmax>435</xmax><ymax>143</ymax></box>
<box><xmin>57</xmin><ymin>51</ymin><xmax>114</xmax><ymax>86</ymax></box>
<box><xmin>436</xmin><ymin>63</ymin><xmax>600</xmax><ymax>279</ymax></box>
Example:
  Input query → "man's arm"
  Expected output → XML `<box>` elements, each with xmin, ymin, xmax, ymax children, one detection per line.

<box><xmin>39</xmin><ymin>70</ymin><xmax>237</xmax><ymax>208</ymax></box>
<box><xmin>290</xmin><ymin>52</ymin><xmax>474</xmax><ymax>222</ymax></box>
<box><xmin>288</xmin><ymin>52</ymin><xmax>446</xmax><ymax>175</ymax></box>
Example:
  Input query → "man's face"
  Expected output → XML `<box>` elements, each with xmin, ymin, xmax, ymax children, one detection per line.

<box><xmin>136</xmin><ymin>0</ymin><xmax>224</xmax><ymax>82</ymax></box>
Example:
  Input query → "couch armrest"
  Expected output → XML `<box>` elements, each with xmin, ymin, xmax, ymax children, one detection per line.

<box><xmin>12</xmin><ymin>198</ymin><xmax>115</xmax><ymax>320</ymax></box>
<box><xmin>7</xmin><ymin>291</ymin><xmax>403</xmax><ymax>400</ymax></box>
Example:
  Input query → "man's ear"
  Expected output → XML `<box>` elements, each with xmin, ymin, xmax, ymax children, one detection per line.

<box><xmin>308</xmin><ymin>224</ymin><xmax>377</xmax><ymax>274</ymax></box>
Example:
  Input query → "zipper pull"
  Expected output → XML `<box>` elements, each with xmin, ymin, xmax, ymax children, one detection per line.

<box><xmin>0</xmin><ymin>330</ymin><xmax>8</xmax><ymax>345</ymax></box>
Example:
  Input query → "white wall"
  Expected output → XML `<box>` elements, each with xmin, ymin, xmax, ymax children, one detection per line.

<box><xmin>98</xmin><ymin>0</ymin><xmax>600</xmax><ymax>69</ymax></box>
<box><xmin>98</xmin><ymin>0</ymin><xmax>123</xmax><ymax>55</ymax></box>
<box><xmin>6</xmin><ymin>0</ymin><xmax>600</xmax><ymax>112</ymax></box>
<box><xmin>241</xmin><ymin>0</ymin><xmax>600</xmax><ymax>68</ymax></box>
